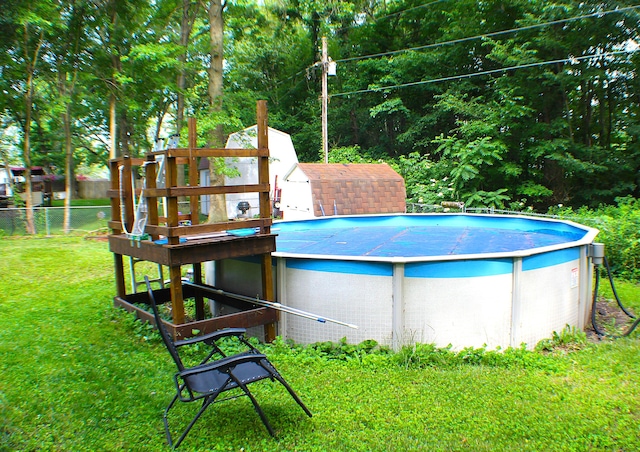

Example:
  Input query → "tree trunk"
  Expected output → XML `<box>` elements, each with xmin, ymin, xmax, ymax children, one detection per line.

<box><xmin>174</xmin><ymin>0</ymin><xmax>198</xmax><ymax>198</ymax></box>
<box><xmin>108</xmin><ymin>2</ymin><xmax>120</xmax><ymax>159</ymax></box>
<box><xmin>311</xmin><ymin>11</ymin><xmax>321</xmax><ymax>61</ymax></box>
<box><xmin>23</xmin><ymin>102</ymin><xmax>35</xmax><ymax>234</ymax></box>
<box><xmin>118</xmin><ymin>110</ymin><xmax>131</xmax><ymax>156</ymax></box>
<box><xmin>63</xmin><ymin>103</ymin><xmax>73</xmax><ymax>233</ymax></box>
<box><xmin>23</xmin><ymin>71</ymin><xmax>36</xmax><ymax>234</ymax></box>
<box><xmin>176</xmin><ymin>0</ymin><xmax>198</xmax><ymax>135</ymax></box>
<box><xmin>207</xmin><ymin>0</ymin><xmax>227</xmax><ymax>222</ymax></box>
<box><xmin>606</xmin><ymin>84</ymin><xmax>613</xmax><ymax>149</ymax></box>
<box><xmin>20</xmin><ymin>26</ymin><xmax>44</xmax><ymax>235</ymax></box>
<box><xmin>350</xmin><ymin>108</ymin><xmax>360</xmax><ymax>144</ymax></box>
<box><xmin>581</xmin><ymin>80</ymin><xmax>594</xmax><ymax>147</ymax></box>
<box><xmin>110</xmin><ymin>93</ymin><xmax>117</xmax><ymax>158</ymax></box>
<box><xmin>208</xmin><ymin>0</ymin><xmax>224</xmax><ymax>142</ymax></box>
<box><xmin>0</xmin><ymin>126</ymin><xmax>15</xmax><ymax>197</ymax></box>
<box><xmin>561</xmin><ymin>86</ymin><xmax>574</xmax><ymax>143</ymax></box>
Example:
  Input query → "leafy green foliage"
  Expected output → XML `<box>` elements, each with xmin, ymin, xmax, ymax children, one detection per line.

<box><xmin>390</xmin><ymin>152</ymin><xmax>454</xmax><ymax>205</ymax></box>
<box><xmin>535</xmin><ymin>325</ymin><xmax>588</xmax><ymax>353</ymax></box>
<box><xmin>552</xmin><ymin>196</ymin><xmax>640</xmax><ymax>279</ymax></box>
<box><xmin>325</xmin><ymin>144</ymin><xmax>386</xmax><ymax>163</ymax></box>
<box><xmin>4</xmin><ymin>0</ymin><xmax>640</xmax><ymax>212</ymax></box>
<box><xmin>304</xmin><ymin>337</ymin><xmax>390</xmax><ymax>361</ymax></box>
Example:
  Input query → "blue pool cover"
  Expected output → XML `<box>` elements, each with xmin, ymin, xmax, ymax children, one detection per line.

<box><xmin>273</xmin><ymin>214</ymin><xmax>590</xmax><ymax>258</ymax></box>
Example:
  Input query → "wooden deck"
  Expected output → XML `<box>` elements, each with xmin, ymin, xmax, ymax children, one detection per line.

<box><xmin>108</xmin><ymin>101</ymin><xmax>278</xmax><ymax>340</ymax></box>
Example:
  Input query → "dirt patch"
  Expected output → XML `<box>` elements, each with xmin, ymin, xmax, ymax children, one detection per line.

<box><xmin>85</xmin><ymin>235</ymin><xmax>108</xmax><ymax>242</ymax></box>
<box><xmin>585</xmin><ymin>298</ymin><xmax>638</xmax><ymax>341</ymax></box>
<box><xmin>84</xmin><ymin>229</ymin><xmax>110</xmax><ymax>242</ymax></box>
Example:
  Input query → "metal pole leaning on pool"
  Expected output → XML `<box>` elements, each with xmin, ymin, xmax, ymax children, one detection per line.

<box><xmin>183</xmin><ymin>281</ymin><xmax>359</xmax><ymax>329</ymax></box>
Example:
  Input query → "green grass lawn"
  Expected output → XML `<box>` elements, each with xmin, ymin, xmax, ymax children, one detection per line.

<box><xmin>51</xmin><ymin>198</ymin><xmax>111</xmax><ymax>207</ymax></box>
<box><xmin>1</xmin><ymin>237</ymin><xmax>639</xmax><ymax>451</ymax></box>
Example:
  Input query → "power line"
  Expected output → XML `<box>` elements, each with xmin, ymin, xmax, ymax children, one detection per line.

<box><xmin>280</xmin><ymin>5</ymin><xmax>639</xmax><ymax>87</ymax></box>
<box><xmin>330</xmin><ymin>49</ymin><xmax>638</xmax><ymax>98</ymax></box>
<box><xmin>335</xmin><ymin>5</ymin><xmax>640</xmax><ymax>64</ymax></box>
<box><xmin>341</xmin><ymin>0</ymin><xmax>449</xmax><ymax>31</ymax></box>
<box><xmin>331</xmin><ymin>1</ymin><xmax>449</xmax><ymax>35</ymax></box>
<box><xmin>275</xmin><ymin>1</ymin><xmax>450</xmax><ymax>85</ymax></box>
<box><xmin>372</xmin><ymin>0</ymin><xmax>449</xmax><ymax>23</ymax></box>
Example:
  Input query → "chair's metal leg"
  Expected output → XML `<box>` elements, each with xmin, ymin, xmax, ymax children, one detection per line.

<box><xmin>171</xmin><ymin>395</ymin><xmax>217</xmax><ymax>449</ymax></box>
<box><xmin>259</xmin><ymin>362</ymin><xmax>312</xmax><ymax>418</ymax></box>
<box><xmin>272</xmin><ymin>374</ymin><xmax>313</xmax><ymax>418</ymax></box>
<box><xmin>163</xmin><ymin>393</ymin><xmax>180</xmax><ymax>448</ymax></box>
<box><xmin>236</xmin><ymin>381</ymin><xmax>276</xmax><ymax>437</ymax></box>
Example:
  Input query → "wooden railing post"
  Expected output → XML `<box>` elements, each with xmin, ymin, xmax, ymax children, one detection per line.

<box><xmin>256</xmin><ymin>100</ymin><xmax>277</xmax><ymax>341</ymax></box>
<box><xmin>257</xmin><ymin>100</ymin><xmax>271</xmax><ymax>233</ymax></box>
<box><xmin>188</xmin><ymin>118</ymin><xmax>204</xmax><ymax>320</ymax></box>
<box><xmin>145</xmin><ymin>154</ymin><xmax>160</xmax><ymax>241</ymax></box>
<box><xmin>188</xmin><ymin>118</ymin><xmax>199</xmax><ymax>226</ymax></box>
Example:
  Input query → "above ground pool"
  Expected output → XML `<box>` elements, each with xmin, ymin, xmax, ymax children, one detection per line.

<box><xmin>272</xmin><ymin>214</ymin><xmax>590</xmax><ymax>260</ymax></box>
<box><xmin>214</xmin><ymin>214</ymin><xmax>599</xmax><ymax>350</ymax></box>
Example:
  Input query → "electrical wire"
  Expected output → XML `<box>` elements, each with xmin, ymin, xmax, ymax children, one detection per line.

<box><xmin>282</xmin><ymin>5</ymin><xmax>640</xmax><ymax>90</ymax></box>
<box><xmin>335</xmin><ymin>5</ymin><xmax>640</xmax><ymax>64</ymax></box>
<box><xmin>330</xmin><ymin>49</ymin><xmax>638</xmax><ymax>98</ymax></box>
<box><xmin>333</xmin><ymin>0</ymin><xmax>449</xmax><ymax>34</ymax></box>
<box><xmin>591</xmin><ymin>256</ymin><xmax>640</xmax><ymax>338</ymax></box>
<box><xmin>276</xmin><ymin>1</ymin><xmax>450</xmax><ymax>85</ymax></box>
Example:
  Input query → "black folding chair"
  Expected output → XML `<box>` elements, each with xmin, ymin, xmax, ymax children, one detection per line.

<box><xmin>144</xmin><ymin>277</ymin><xmax>312</xmax><ymax>449</ymax></box>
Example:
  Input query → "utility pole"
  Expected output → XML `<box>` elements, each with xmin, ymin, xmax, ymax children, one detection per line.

<box><xmin>318</xmin><ymin>37</ymin><xmax>336</xmax><ymax>163</ymax></box>
<box><xmin>321</xmin><ymin>36</ymin><xmax>329</xmax><ymax>163</ymax></box>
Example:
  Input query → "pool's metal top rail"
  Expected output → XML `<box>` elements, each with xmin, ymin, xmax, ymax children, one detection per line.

<box><xmin>271</xmin><ymin>212</ymin><xmax>599</xmax><ymax>264</ymax></box>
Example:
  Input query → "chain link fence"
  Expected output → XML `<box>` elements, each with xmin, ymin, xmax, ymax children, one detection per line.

<box><xmin>406</xmin><ymin>202</ymin><xmax>557</xmax><ymax>218</ymax></box>
<box><xmin>0</xmin><ymin>206</ymin><xmax>112</xmax><ymax>237</ymax></box>
<box><xmin>0</xmin><ymin>202</ymin><xmax>199</xmax><ymax>237</ymax></box>
<box><xmin>2</xmin><ymin>203</ymin><xmax>559</xmax><ymax>237</ymax></box>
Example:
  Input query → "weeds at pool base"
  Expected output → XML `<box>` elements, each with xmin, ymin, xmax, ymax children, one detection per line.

<box><xmin>536</xmin><ymin>325</ymin><xmax>588</xmax><ymax>353</ymax></box>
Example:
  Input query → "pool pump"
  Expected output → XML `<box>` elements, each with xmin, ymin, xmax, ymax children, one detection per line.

<box><xmin>589</xmin><ymin>242</ymin><xmax>605</xmax><ymax>266</ymax></box>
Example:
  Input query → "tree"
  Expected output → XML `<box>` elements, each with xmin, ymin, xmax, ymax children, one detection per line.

<box><xmin>46</xmin><ymin>0</ymin><xmax>92</xmax><ymax>232</ymax></box>
<box><xmin>0</xmin><ymin>0</ymin><xmax>60</xmax><ymax>233</ymax></box>
<box><xmin>88</xmin><ymin>0</ymin><xmax>156</xmax><ymax>159</ymax></box>
<box><xmin>205</xmin><ymin>0</ymin><xmax>227</xmax><ymax>222</ymax></box>
<box><xmin>176</xmin><ymin>0</ymin><xmax>200</xmax><ymax>134</ymax></box>
<box><xmin>3</xmin><ymin>0</ymin><xmax>640</xmax><ymax>217</ymax></box>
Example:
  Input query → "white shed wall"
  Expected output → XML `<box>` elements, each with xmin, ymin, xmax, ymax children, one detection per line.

<box><xmin>224</xmin><ymin>126</ymin><xmax>298</xmax><ymax>219</ymax></box>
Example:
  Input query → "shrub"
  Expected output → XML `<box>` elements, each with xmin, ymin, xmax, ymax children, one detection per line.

<box><xmin>551</xmin><ymin>196</ymin><xmax>640</xmax><ymax>279</ymax></box>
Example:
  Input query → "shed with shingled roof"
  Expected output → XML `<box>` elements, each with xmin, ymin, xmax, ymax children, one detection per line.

<box><xmin>280</xmin><ymin>163</ymin><xmax>406</xmax><ymax>220</ymax></box>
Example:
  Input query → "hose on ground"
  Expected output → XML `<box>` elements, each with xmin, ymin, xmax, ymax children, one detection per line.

<box><xmin>592</xmin><ymin>256</ymin><xmax>640</xmax><ymax>338</ymax></box>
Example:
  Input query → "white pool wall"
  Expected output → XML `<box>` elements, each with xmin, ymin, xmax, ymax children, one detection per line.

<box><xmin>212</xmin><ymin>214</ymin><xmax>598</xmax><ymax>350</ymax></box>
